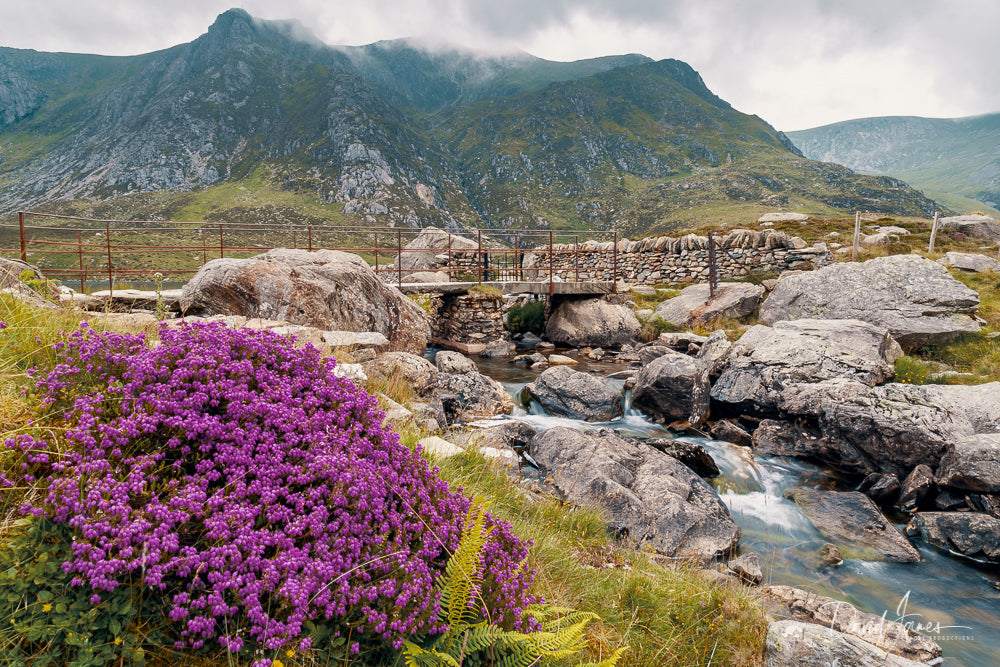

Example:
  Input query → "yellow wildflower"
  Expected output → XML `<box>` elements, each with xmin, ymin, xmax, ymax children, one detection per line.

<box><xmin>114</xmin><ymin>637</ymin><xmax>122</xmax><ymax>645</ymax></box>
<box><xmin>272</xmin><ymin>661</ymin><xmax>284</xmax><ymax>667</ymax></box>
<box><xmin>286</xmin><ymin>649</ymin><xmax>295</xmax><ymax>658</ymax></box>
<box><xmin>42</xmin><ymin>603</ymin><xmax>52</xmax><ymax>612</ymax></box>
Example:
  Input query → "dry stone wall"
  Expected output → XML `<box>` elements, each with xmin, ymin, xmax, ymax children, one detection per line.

<box><xmin>429</xmin><ymin>290</ymin><xmax>509</xmax><ymax>354</ymax></box>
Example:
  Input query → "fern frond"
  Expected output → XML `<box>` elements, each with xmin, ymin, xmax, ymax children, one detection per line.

<box><xmin>578</xmin><ymin>646</ymin><xmax>629</xmax><ymax>667</ymax></box>
<box><xmin>438</xmin><ymin>499</ymin><xmax>494</xmax><ymax>629</ymax></box>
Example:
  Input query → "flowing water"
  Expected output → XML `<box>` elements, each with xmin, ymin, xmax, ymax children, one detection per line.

<box><xmin>466</xmin><ymin>351</ymin><xmax>1000</xmax><ymax>666</ymax></box>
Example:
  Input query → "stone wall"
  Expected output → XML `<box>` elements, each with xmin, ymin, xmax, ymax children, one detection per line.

<box><xmin>429</xmin><ymin>290</ymin><xmax>509</xmax><ymax>354</ymax></box>
<box><xmin>521</xmin><ymin>229</ymin><xmax>829</xmax><ymax>285</ymax></box>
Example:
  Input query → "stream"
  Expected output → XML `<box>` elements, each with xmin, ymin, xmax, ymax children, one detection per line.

<box><xmin>464</xmin><ymin>352</ymin><xmax>1000</xmax><ymax>666</ymax></box>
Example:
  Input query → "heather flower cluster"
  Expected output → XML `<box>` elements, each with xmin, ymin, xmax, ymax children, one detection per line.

<box><xmin>5</xmin><ymin>322</ymin><xmax>536</xmax><ymax>661</ymax></box>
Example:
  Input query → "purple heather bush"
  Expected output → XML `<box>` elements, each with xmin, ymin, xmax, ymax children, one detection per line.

<box><xmin>4</xmin><ymin>321</ymin><xmax>536</xmax><ymax>662</ymax></box>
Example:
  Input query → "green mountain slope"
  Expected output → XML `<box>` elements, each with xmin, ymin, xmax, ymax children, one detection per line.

<box><xmin>788</xmin><ymin>114</ymin><xmax>1000</xmax><ymax>213</ymax></box>
<box><xmin>0</xmin><ymin>8</ymin><xmax>944</xmax><ymax>236</ymax></box>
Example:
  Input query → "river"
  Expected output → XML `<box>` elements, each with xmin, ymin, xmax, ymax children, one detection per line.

<box><xmin>463</xmin><ymin>351</ymin><xmax>1000</xmax><ymax>666</ymax></box>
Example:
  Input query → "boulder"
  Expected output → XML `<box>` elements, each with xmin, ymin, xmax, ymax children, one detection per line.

<box><xmin>465</xmin><ymin>421</ymin><xmax>537</xmax><ymax>453</ymax></box>
<box><xmin>937</xmin><ymin>214</ymin><xmax>1000</xmax><ymax>242</ymax></box>
<box><xmin>323</xmin><ymin>331</ymin><xmax>390</xmax><ymax>354</ymax></box>
<box><xmin>758</xmin><ymin>212</ymin><xmax>809</xmax><ymax>223</ymax></box>
<box><xmin>0</xmin><ymin>258</ymin><xmax>58</xmax><ymax>308</ymax></box>
<box><xmin>937</xmin><ymin>251</ymin><xmax>1000</xmax><ymax>273</ymax></box>
<box><xmin>776</xmin><ymin>380</ymin><xmax>981</xmax><ymax>478</ymax></box>
<box><xmin>897</xmin><ymin>465</ymin><xmax>936</xmax><ymax>512</ymax></box>
<box><xmin>908</xmin><ymin>512</ymin><xmax>1000</xmax><ymax>563</ymax></box>
<box><xmin>180</xmin><ymin>249</ymin><xmax>429</xmax><ymax>354</ymax></box>
<box><xmin>652</xmin><ymin>282</ymin><xmax>764</xmax><ymax>328</ymax></box>
<box><xmin>638</xmin><ymin>438</ymin><xmax>720</xmax><ymax>478</ymax></box>
<box><xmin>765</xmin><ymin>621</ymin><xmax>927</xmax><ymax>666</ymax></box>
<box><xmin>397</xmin><ymin>227</ymin><xmax>479</xmax><ymax>272</ymax></box>
<box><xmin>434</xmin><ymin>350</ymin><xmax>478</xmax><ymax>375</ymax></box>
<box><xmin>919</xmin><ymin>382</ymin><xmax>1000</xmax><ymax>433</ymax></box>
<box><xmin>545</xmin><ymin>297</ymin><xmax>640</xmax><ymax>348</ymax></box>
<box><xmin>710</xmin><ymin>419</ymin><xmax>753</xmax><ymax>447</ymax></box>
<box><xmin>479</xmin><ymin>339</ymin><xmax>515</xmax><ymax>358</ymax></box>
<box><xmin>727</xmin><ymin>551</ymin><xmax>763</xmax><ymax>585</ymax></box>
<box><xmin>935</xmin><ymin>433</ymin><xmax>1000</xmax><ymax>494</ymax></box>
<box><xmin>695</xmin><ymin>329</ymin><xmax>732</xmax><ymax>380</ymax></box>
<box><xmin>418</xmin><ymin>436</ymin><xmax>465</xmax><ymax>459</ymax></box>
<box><xmin>857</xmin><ymin>473</ymin><xmax>901</xmax><ymax>506</ymax></box>
<box><xmin>437</xmin><ymin>371</ymin><xmax>514</xmax><ymax>425</ymax></box>
<box><xmin>764</xmin><ymin>587</ymin><xmax>942</xmax><ymax>663</ymax></box>
<box><xmin>653</xmin><ymin>331</ymin><xmax>710</xmax><ymax>349</ymax></box>
<box><xmin>547</xmin><ymin>354</ymin><xmax>577</xmax><ymax>365</ymax></box>
<box><xmin>630</xmin><ymin>350</ymin><xmax>711</xmax><ymax>426</ymax></box>
<box><xmin>783</xmin><ymin>488</ymin><xmax>922</xmax><ymax>562</ymax></box>
<box><xmin>750</xmin><ymin>419</ymin><xmax>865</xmax><ymax>472</ymax></box>
<box><xmin>710</xmin><ymin>319</ymin><xmax>901</xmax><ymax>413</ymax></box>
<box><xmin>363</xmin><ymin>352</ymin><xmax>439</xmax><ymax>398</ymax></box>
<box><xmin>529</xmin><ymin>427</ymin><xmax>739</xmax><ymax>559</ymax></box>
<box><xmin>524</xmin><ymin>366</ymin><xmax>623</xmax><ymax>422</ymax></box>
<box><xmin>758</xmin><ymin>254</ymin><xmax>980</xmax><ymax>350</ymax></box>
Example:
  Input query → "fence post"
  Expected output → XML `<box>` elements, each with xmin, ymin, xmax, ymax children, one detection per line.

<box><xmin>929</xmin><ymin>212</ymin><xmax>940</xmax><ymax>253</ymax></box>
<box><xmin>477</xmin><ymin>229</ymin><xmax>483</xmax><ymax>284</ymax></box>
<box><xmin>708</xmin><ymin>231</ymin><xmax>718</xmax><ymax>300</ymax></box>
<box><xmin>374</xmin><ymin>232</ymin><xmax>379</xmax><ymax>276</ymax></box>
<box><xmin>514</xmin><ymin>234</ymin><xmax>520</xmax><ymax>282</ymax></box>
<box><xmin>612</xmin><ymin>231</ymin><xmax>618</xmax><ymax>294</ymax></box>
<box><xmin>308</xmin><ymin>226</ymin><xmax>313</xmax><ymax>252</ymax></box>
<box><xmin>575</xmin><ymin>235</ymin><xmax>580</xmax><ymax>283</ymax></box>
<box><xmin>851</xmin><ymin>211</ymin><xmax>861</xmax><ymax>261</ymax></box>
<box><xmin>202</xmin><ymin>229</ymin><xmax>207</xmax><ymax>265</ymax></box>
<box><xmin>292</xmin><ymin>229</ymin><xmax>297</xmax><ymax>249</ymax></box>
<box><xmin>78</xmin><ymin>230</ymin><xmax>84</xmax><ymax>293</ymax></box>
<box><xmin>219</xmin><ymin>225</ymin><xmax>225</xmax><ymax>259</ymax></box>
<box><xmin>397</xmin><ymin>229</ymin><xmax>402</xmax><ymax>288</ymax></box>
<box><xmin>105</xmin><ymin>219</ymin><xmax>113</xmax><ymax>296</ymax></box>
<box><xmin>548</xmin><ymin>231</ymin><xmax>554</xmax><ymax>297</ymax></box>
<box><xmin>447</xmin><ymin>233</ymin><xmax>452</xmax><ymax>282</ymax></box>
<box><xmin>18</xmin><ymin>211</ymin><xmax>26</xmax><ymax>262</ymax></box>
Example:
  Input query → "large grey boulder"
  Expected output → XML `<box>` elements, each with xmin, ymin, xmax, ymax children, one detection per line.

<box><xmin>545</xmin><ymin>297</ymin><xmax>640</xmax><ymax>348</ymax></box>
<box><xmin>630</xmin><ymin>350</ymin><xmax>711</xmax><ymax>426</ymax></box>
<box><xmin>908</xmin><ymin>512</ymin><xmax>1000</xmax><ymax>563</ymax></box>
<box><xmin>938</xmin><ymin>251</ymin><xmax>1000</xmax><ymax>273</ymax></box>
<box><xmin>935</xmin><ymin>433</ymin><xmax>1000</xmax><ymax>494</ymax></box>
<box><xmin>765</xmin><ymin>620</ymin><xmax>928</xmax><ymax>667</ymax></box>
<box><xmin>783</xmin><ymin>488</ymin><xmax>922</xmax><ymax>562</ymax></box>
<box><xmin>524</xmin><ymin>366</ymin><xmax>623</xmax><ymax>422</ymax></box>
<box><xmin>765</xmin><ymin>586</ymin><xmax>942</xmax><ymax>663</ymax></box>
<box><xmin>434</xmin><ymin>351</ymin><xmax>514</xmax><ymax>424</ymax></box>
<box><xmin>711</xmin><ymin>319</ymin><xmax>901</xmax><ymax>413</ymax></box>
<box><xmin>652</xmin><ymin>282</ymin><xmax>765</xmax><ymax>328</ymax></box>
<box><xmin>398</xmin><ymin>226</ymin><xmax>479</xmax><ymax>272</ymax></box>
<box><xmin>180</xmin><ymin>249</ymin><xmax>429</xmax><ymax>354</ymax></box>
<box><xmin>937</xmin><ymin>214</ymin><xmax>1000</xmax><ymax>242</ymax></box>
<box><xmin>758</xmin><ymin>254</ymin><xmax>980</xmax><ymax>349</ymax></box>
<box><xmin>776</xmin><ymin>379</ymin><xmax>988</xmax><ymax>477</ymax></box>
<box><xmin>529</xmin><ymin>427</ymin><xmax>739</xmax><ymax>559</ymax></box>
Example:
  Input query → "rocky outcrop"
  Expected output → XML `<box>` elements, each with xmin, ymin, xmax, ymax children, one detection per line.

<box><xmin>938</xmin><ymin>251</ymin><xmax>1000</xmax><ymax>273</ymax></box>
<box><xmin>783</xmin><ymin>489</ymin><xmax>922</xmax><ymax>562</ymax></box>
<box><xmin>639</xmin><ymin>438</ymin><xmax>720</xmax><ymax>478</ymax></box>
<box><xmin>908</xmin><ymin>512</ymin><xmax>1000</xmax><ymax>563</ymax></box>
<box><xmin>652</xmin><ymin>282</ymin><xmax>764</xmax><ymax>328</ymax></box>
<box><xmin>758</xmin><ymin>254</ymin><xmax>980</xmax><ymax>349</ymax></box>
<box><xmin>765</xmin><ymin>587</ymin><xmax>942</xmax><ymax>663</ymax></box>
<box><xmin>524</xmin><ymin>366</ymin><xmax>623</xmax><ymax>422</ymax></box>
<box><xmin>935</xmin><ymin>433</ymin><xmax>1000</xmax><ymax>494</ymax></box>
<box><xmin>710</xmin><ymin>319</ymin><xmax>901</xmax><ymax>413</ymax></box>
<box><xmin>545</xmin><ymin>297</ymin><xmax>640</xmax><ymax>348</ymax></box>
<box><xmin>180</xmin><ymin>249</ymin><xmax>429</xmax><ymax>354</ymax></box>
<box><xmin>765</xmin><ymin>621</ymin><xmax>927</xmax><ymax>666</ymax></box>
<box><xmin>630</xmin><ymin>351</ymin><xmax>711</xmax><ymax>426</ymax></box>
<box><xmin>529</xmin><ymin>427</ymin><xmax>739</xmax><ymax>559</ymax></box>
<box><xmin>397</xmin><ymin>226</ymin><xmax>479</xmax><ymax>273</ymax></box>
<box><xmin>937</xmin><ymin>214</ymin><xmax>1000</xmax><ymax>242</ymax></box>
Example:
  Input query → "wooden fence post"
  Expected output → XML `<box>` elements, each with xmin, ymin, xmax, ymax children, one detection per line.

<box><xmin>929</xmin><ymin>212</ymin><xmax>940</xmax><ymax>253</ymax></box>
<box><xmin>851</xmin><ymin>211</ymin><xmax>861</xmax><ymax>261</ymax></box>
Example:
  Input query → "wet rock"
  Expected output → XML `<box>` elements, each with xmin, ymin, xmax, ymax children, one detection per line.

<box><xmin>638</xmin><ymin>438</ymin><xmax>720</xmax><ymax>478</ymax></box>
<box><xmin>857</xmin><ymin>473</ymin><xmax>901</xmax><ymax>506</ymax></box>
<box><xmin>710</xmin><ymin>319</ymin><xmax>901</xmax><ymax>414</ymax></box>
<box><xmin>935</xmin><ymin>433</ymin><xmax>1000</xmax><ymax>494</ymax></box>
<box><xmin>514</xmin><ymin>352</ymin><xmax>547</xmax><ymax>366</ymax></box>
<box><xmin>934</xmin><ymin>490</ymin><xmax>968</xmax><ymax>511</ymax></box>
<box><xmin>783</xmin><ymin>488</ymin><xmax>922</xmax><ymax>562</ymax></box>
<box><xmin>524</xmin><ymin>366</ymin><xmax>623</xmax><ymax>422</ymax></box>
<box><xmin>180</xmin><ymin>249</ymin><xmax>429</xmax><ymax>354</ymax></box>
<box><xmin>908</xmin><ymin>512</ymin><xmax>1000</xmax><ymax>563</ymax></box>
<box><xmin>727</xmin><ymin>551</ymin><xmax>763</xmax><ymax>585</ymax></box>
<box><xmin>653</xmin><ymin>331</ymin><xmax>710</xmax><ymax>349</ymax></box>
<box><xmin>710</xmin><ymin>419</ymin><xmax>752</xmax><ymax>447</ymax></box>
<box><xmin>529</xmin><ymin>427</ymin><xmax>739</xmax><ymax>559</ymax></box>
<box><xmin>545</xmin><ymin>297</ymin><xmax>640</xmax><ymax>348</ymax></box>
<box><xmin>818</xmin><ymin>543</ymin><xmax>843</xmax><ymax>566</ymax></box>
<box><xmin>434</xmin><ymin>350</ymin><xmax>478</xmax><ymax>375</ymax></box>
<box><xmin>587</xmin><ymin>347</ymin><xmax>605</xmax><ymax>360</ymax></box>
<box><xmin>897</xmin><ymin>465</ymin><xmax>936</xmax><ymax>512</ymax></box>
<box><xmin>751</xmin><ymin>419</ymin><xmax>869</xmax><ymax>474</ymax></box>
<box><xmin>967</xmin><ymin>492</ymin><xmax>1000</xmax><ymax>518</ymax></box>
<box><xmin>519</xmin><ymin>332</ymin><xmax>543</xmax><ymax>346</ymax></box>
<box><xmin>437</xmin><ymin>370</ymin><xmax>514</xmax><ymax>425</ymax></box>
<box><xmin>765</xmin><ymin>620</ymin><xmax>927</xmax><ymax>666</ymax></box>
<box><xmin>937</xmin><ymin>251</ymin><xmax>1000</xmax><ymax>273</ymax></box>
<box><xmin>758</xmin><ymin>254</ymin><xmax>980</xmax><ymax>350</ymax></box>
<box><xmin>652</xmin><ymin>282</ymin><xmax>765</xmax><ymax>328</ymax></box>
<box><xmin>631</xmin><ymin>350</ymin><xmax>711</xmax><ymax>426</ymax></box>
<box><xmin>479</xmin><ymin>339</ymin><xmax>515</xmax><ymax>358</ymax></box>
<box><xmin>467</xmin><ymin>421</ymin><xmax>537</xmax><ymax>453</ymax></box>
<box><xmin>547</xmin><ymin>354</ymin><xmax>577</xmax><ymax>365</ymax></box>
<box><xmin>764</xmin><ymin>588</ymin><xmax>942</xmax><ymax>663</ymax></box>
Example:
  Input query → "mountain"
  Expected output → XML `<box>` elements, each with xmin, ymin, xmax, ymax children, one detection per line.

<box><xmin>0</xmin><ymin>8</ymin><xmax>943</xmax><ymax>236</ymax></box>
<box><xmin>788</xmin><ymin>114</ymin><xmax>1000</xmax><ymax>214</ymax></box>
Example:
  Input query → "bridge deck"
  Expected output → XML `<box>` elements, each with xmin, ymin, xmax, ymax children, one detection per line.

<box><xmin>396</xmin><ymin>280</ymin><xmax>615</xmax><ymax>296</ymax></box>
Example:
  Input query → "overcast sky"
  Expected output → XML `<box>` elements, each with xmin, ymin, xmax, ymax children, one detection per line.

<box><xmin>1</xmin><ymin>0</ymin><xmax>997</xmax><ymax>131</ymax></box>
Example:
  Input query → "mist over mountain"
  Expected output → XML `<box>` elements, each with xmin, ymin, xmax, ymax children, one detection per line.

<box><xmin>788</xmin><ymin>113</ymin><xmax>1000</xmax><ymax>214</ymax></box>
<box><xmin>0</xmin><ymin>8</ymin><xmax>942</xmax><ymax>234</ymax></box>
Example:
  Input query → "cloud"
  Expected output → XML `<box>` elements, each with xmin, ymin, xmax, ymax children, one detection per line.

<box><xmin>0</xmin><ymin>0</ymin><xmax>996</xmax><ymax>129</ymax></box>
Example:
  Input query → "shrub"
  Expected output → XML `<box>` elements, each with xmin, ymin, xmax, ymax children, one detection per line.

<box><xmin>506</xmin><ymin>301</ymin><xmax>545</xmax><ymax>334</ymax></box>
<box><xmin>639</xmin><ymin>316</ymin><xmax>683</xmax><ymax>342</ymax></box>
<box><xmin>3</xmin><ymin>322</ymin><xmax>536</xmax><ymax>664</ymax></box>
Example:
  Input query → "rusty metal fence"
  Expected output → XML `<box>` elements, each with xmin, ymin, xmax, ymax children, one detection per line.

<box><xmin>2</xmin><ymin>211</ymin><xmax>619</xmax><ymax>294</ymax></box>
